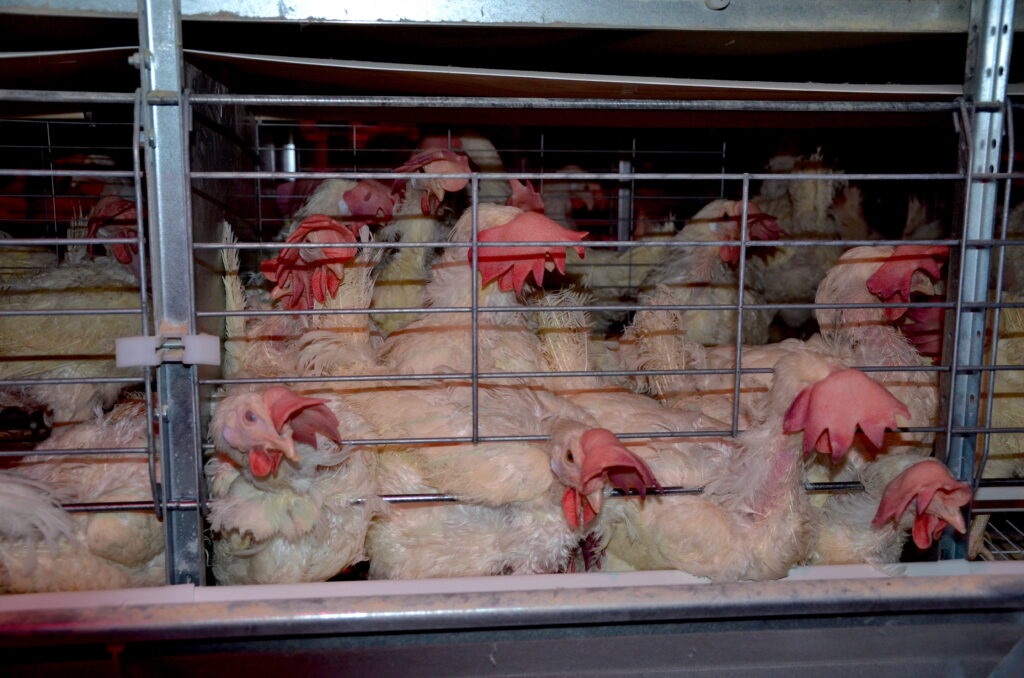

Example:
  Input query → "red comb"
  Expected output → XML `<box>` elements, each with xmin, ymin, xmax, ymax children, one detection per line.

<box><xmin>395</xmin><ymin>149</ymin><xmax>471</xmax><ymax>214</ymax></box>
<box><xmin>719</xmin><ymin>202</ymin><xmax>783</xmax><ymax>265</ymax></box>
<box><xmin>866</xmin><ymin>245</ymin><xmax>948</xmax><ymax>321</ymax></box>
<box><xmin>579</xmin><ymin>428</ymin><xmax>661</xmax><ymax>502</ymax></box>
<box><xmin>506</xmin><ymin>179</ymin><xmax>546</xmax><ymax>213</ymax></box>
<box><xmin>259</xmin><ymin>214</ymin><xmax>357</xmax><ymax>310</ymax></box>
<box><xmin>783</xmin><ymin>369</ymin><xmax>910</xmax><ymax>462</ymax></box>
<box><xmin>262</xmin><ymin>387</ymin><xmax>342</xmax><ymax>447</ymax></box>
<box><xmin>86</xmin><ymin>196</ymin><xmax>137</xmax><ymax>258</ymax></box>
<box><xmin>872</xmin><ymin>459</ymin><xmax>972</xmax><ymax>549</ymax></box>
<box><xmin>473</xmin><ymin>211</ymin><xmax>587</xmax><ymax>294</ymax></box>
<box><xmin>897</xmin><ymin>304</ymin><xmax>945</xmax><ymax>358</ymax></box>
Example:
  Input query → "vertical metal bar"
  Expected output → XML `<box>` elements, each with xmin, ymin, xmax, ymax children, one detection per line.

<box><xmin>730</xmin><ymin>176</ymin><xmax>750</xmax><ymax>437</ymax></box>
<box><xmin>966</xmin><ymin>100</ymin><xmax>1015</xmax><ymax>551</ymax></box>
<box><xmin>132</xmin><ymin>88</ymin><xmax>161</xmax><ymax>521</ymax></box>
<box><xmin>137</xmin><ymin>0</ymin><xmax>205</xmax><ymax>584</ymax></box>
<box><xmin>976</xmin><ymin>100</ymin><xmax>1014</xmax><ymax>495</ymax></box>
<box><xmin>45</xmin><ymin>122</ymin><xmax>59</xmax><ymax>245</ymax></box>
<box><xmin>941</xmin><ymin>0</ymin><xmax>1015</xmax><ymax>559</ymax></box>
<box><xmin>470</xmin><ymin>174</ymin><xmax>480</xmax><ymax>444</ymax></box>
<box><xmin>255</xmin><ymin>123</ymin><xmax>265</xmax><ymax>243</ymax></box>
<box><xmin>617</xmin><ymin>158</ymin><xmax>633</xmax><ymax>244</ymax></box>
<box><xmin>719</xmin><ymin>141</ymin><xmax>727</xmax><ymax>199</ymax></box>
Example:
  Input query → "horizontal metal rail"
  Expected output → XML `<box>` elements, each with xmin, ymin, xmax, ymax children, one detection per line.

<box><xmin>0</xmin><ymin>447</ymin><xmax>148</xmax><ymax>459</ymax></box>
<box><xmin>199</xmin><ymin>362</ymin><xmax>950</xmax><ymax>388</ymax></box>
<box><xmin>0</xmin><ymin>89</ymin><xmax>136</xmax><ymax>104</ymax></box>
<box><xmin>0</xmin><ymin>237</ymin><xmax>140</xmax><ymax>247</ymax></box>
<box><xmin>0</xmin><ymin>168</ymin><xmax>137</xmax><ymax>178</ymax></box>
<box><xmin>198</xmin><ymin>299</ymin><xmax>958</xmax><ymax>316</ymax></box>
<box><xmin>0</xmin><ymin>93</ymin><xmax>991</xmax><ymax>127</ymax></box>
<box><xmin>187</xmin><ymin>94</ymin><xmax>985</xmax><ymax>113</ymax></box>
<box><xmin>0</xmin><ymin>308</ymin><xmax>142</xmax><ymax>318</ymax></box>
<box><xmin>191</xmin><ymin>169</ymin><xmax>965</xmax><ymax>182</ymax></box>
<box><xmin>53</xmin><ymin>478</ymin><xmax>1024</xmax><ymax>514</ymax></box>
<box><xmin>193</xmin><ymin>237</ymin><xmax>966</xmax><ymax>250</ymax></box>
<box><xmin>0</xmin><ymin>376</ymin><xmax>141</xmax><ymax>387</ymax></box>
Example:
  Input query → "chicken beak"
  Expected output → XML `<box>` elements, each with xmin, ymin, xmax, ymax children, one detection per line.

<box><xmin>257</xmin><ymin>431</ymin><xmax>299</xmax><ymax>463</ymax></box>
<box><xmin>928</xmin><ymin>499</ymin><xmax>967</xmax><ymax>534</ymax></box>
<box><xmin>909</xmin><ymin>270</ymin><xmax>937</xmax><ymax>296</ymax></box>
<box><xmin>585</xmin><ymin>488</ymin><xmax>604</xmax><ymax>517</ymax></box>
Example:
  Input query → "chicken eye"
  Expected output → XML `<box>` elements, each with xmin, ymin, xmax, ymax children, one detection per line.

<box><xmin>244</xmin><ymin>410</ymin><xmax>258</xmax><ymax>424</ymax></box>
<box><xmin>565</xmin><ymin>450</ymin><xmax>574</xmax><ymax>463</ymax></box>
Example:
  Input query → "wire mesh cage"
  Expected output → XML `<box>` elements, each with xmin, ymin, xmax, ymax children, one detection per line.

<box><xmin>0</xmin><ymin>104</ymin><xmax>163</xmax><ymax>591</ymax></box>
<box><xmin>178</xmin><ymin>85</ymin><xmax>997</xmax><ymax>583</ymax></box>
<box><xmin>2</xmin><ymin>2</ymin><xmax>1024</xmax><ymax>673</ymax></box>
<box><xmin>2</xmin><ymin>93</ymin><xmax>1023</xmax><ymax>588</ymax></box>
<box><xmin>0</xmin><ymin>0</ymin><xmax>1019</xmax><ymax>629</ymax></box>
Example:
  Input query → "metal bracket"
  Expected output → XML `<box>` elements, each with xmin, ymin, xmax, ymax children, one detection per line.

<box><xmin>116</xmin><ymin>333</ymin><xmax>221</xmax><ymax>367</ymax></box>
<box><xmin>941</xmin><ymin>0</ymin><xmax>1016</xmax><ymax>560</ymax></box>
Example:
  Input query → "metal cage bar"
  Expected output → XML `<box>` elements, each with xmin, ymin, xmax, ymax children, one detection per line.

<box><xmin>942</xmin><ymin>0</ymin><xmax>1016</xmax><ymax>559</ymax></box>
<box><xmin>137</xmin><ymin>0</ymin><xmax>204</xmax><ymax>584</ymax></box>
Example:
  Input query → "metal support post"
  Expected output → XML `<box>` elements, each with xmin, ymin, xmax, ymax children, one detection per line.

<box><xmin>137</xmin><ymin>0</ymin><xmax>205</xmax><ymax>583</ymax></box>
<box><xmin>942</xmin><ymin>0</ymin><xmax>1015</xmax><ymax>559</ymax></box>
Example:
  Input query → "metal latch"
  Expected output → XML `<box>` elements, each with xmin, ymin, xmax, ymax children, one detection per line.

<box><xmin>115</xmin><ymin>334</ymin><xmax>221</xmax><ymax>367</ymax></box>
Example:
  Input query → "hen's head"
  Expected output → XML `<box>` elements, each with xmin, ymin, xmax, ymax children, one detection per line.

<box><xmin>683</xmin><ymin>199</ymin><xmax>781</xmax><ymax>266</ymax></box>
<box><xmin>716</xmin><ymin>200</ymin><xmax>782</xmax><ymax>266</ymax></box>
<box><xmin>211</xmin><ymin>387</ymin><xmax>342</xmax><ymax>481</ymax></box>
<box><xmin>866</xmin><ymin>245</ymin><xmax>949</xmax><ymax>321</ymax></box>
<box><xmin>395</xmin><ymin>148</ymin><xmax>471</xmax><ymax>215</ymax></box>
<box><xmin>86</xmin><ymin>195</ymin><xmax>140</xmax><ymax>278</ymax></box>
<box><xmin>469</xmin><ymin>206</ymin><xmax>588</xmax><ymax>295</ymax></box>
<box><xmin>259</xmin><ymin>214</ymin><xmax>358</xmax><ymax>311</ymax></box>
<box><xmin>872</xmin><ymin>458</ymin><xmax>972</xmax><ymax>549</ymax></box>
<box><xmin>338</xmin><ymin>179</ymin><xmax>395</xmax><ymax>223</ymax></box>
<box><xmin>549</xmin><ymin>422</ymin><xmax>660</xmax><ymax>530</ymax></box>
<box><xmin>815</xmin><ymin>245</ymin><xmax>948</xmax><ymax>347</ymax></box>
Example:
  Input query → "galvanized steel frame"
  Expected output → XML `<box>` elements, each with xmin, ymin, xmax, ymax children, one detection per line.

<box><xmin>0</xmin><ymin>0</ymin><xmax>1002</xmax><ymax>32</ymax></box>
<box><xmin>137</xmin><ymin>0</ymin><xmax>205</xmax><ymax>584</ymax></box>
<box><xmin>942</xmin><ymin>0</ymin><xmax>1017</xmax><ymax>559</ymax></box>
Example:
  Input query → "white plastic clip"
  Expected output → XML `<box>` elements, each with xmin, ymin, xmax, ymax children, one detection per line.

<box><xmin>182</xmin><ymin>333</ymin><xmax>221</xmax><ymax>366</ymax></box>
<box><xmin>116</xmin><ymin>333</ymin><xmax>221</xmax><ymax>368</ymax></box>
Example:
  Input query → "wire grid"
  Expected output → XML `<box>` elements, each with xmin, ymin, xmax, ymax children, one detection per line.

<box><xmin>2</xmin><ymin>100</ymin><xmax>1021</xmax><ymax>574</ymax></box>
<box><xmin>979</xmin><ymin>515</ymin><xmax>1024</xmax><ymax>560</ymax></box>
<box><xmin>0</xmin><ymin>104</ymin><xmax>161</xmax><ymax>519</ymax></box>
<box><xmin>251</xmin><ymin>121</ymin><xmax>729</xmax><ymax>244</ymax></box>
<box><xmin>191</xmin><ymin>109</ymin><xmax>1024</xmax><ymax>518</ymax></box>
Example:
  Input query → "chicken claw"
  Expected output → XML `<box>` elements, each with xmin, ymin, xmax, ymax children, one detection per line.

<box><xmin>784</xmin><ymin>369</ymin><xmax>911</xmax><ymax>462</ymax></box>
<box><xmin>872</xmin><ymin>458</ymin><xmax>972</xmax><ymax>549</ymax></box>
<box><xmin>866</xmin><ymin>245</ymin><xmax>948</xmax><ymax>321</ymax></box>
<box><xmin>475</xmin><ymin>211</ymin><xmax>588</xmax><ymax>294</ymax></box>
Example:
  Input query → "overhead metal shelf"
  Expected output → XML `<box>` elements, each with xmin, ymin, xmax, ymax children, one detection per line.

<box><xmin>0</xmin><ymin>0</ymin><xmax>1014</xmax><ymax>33</ymax></box>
